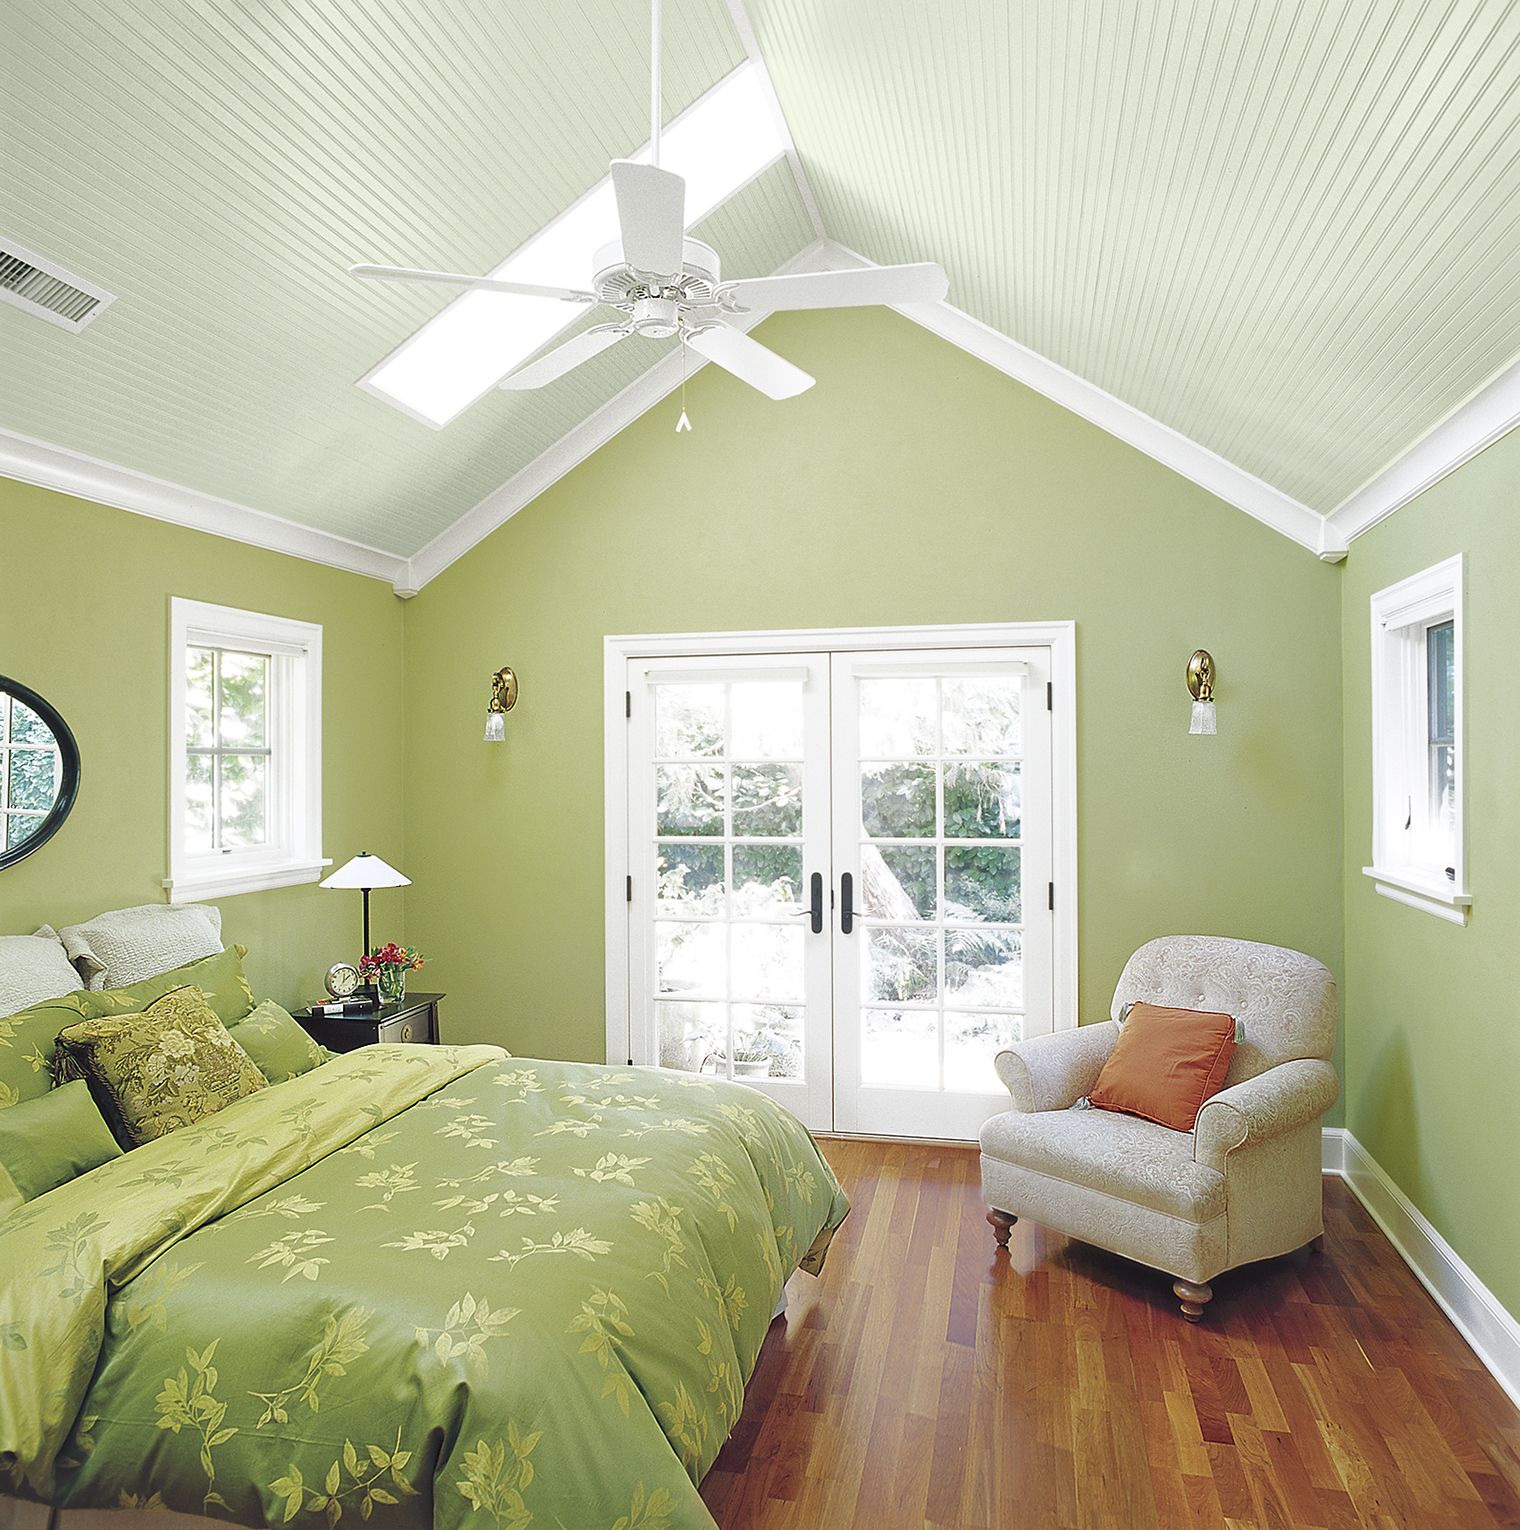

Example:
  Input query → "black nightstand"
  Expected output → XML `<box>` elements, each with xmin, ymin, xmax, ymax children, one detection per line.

<box><xmin>294</xmin><ymin>992</ymin><xmax>444</xmax><ymax>1054</ymax></box>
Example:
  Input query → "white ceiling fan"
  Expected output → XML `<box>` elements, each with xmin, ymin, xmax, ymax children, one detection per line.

<box><xmin>348</xmin><ymin>0</ymin><xmax>948</xmax><ymax>405</ymax></box>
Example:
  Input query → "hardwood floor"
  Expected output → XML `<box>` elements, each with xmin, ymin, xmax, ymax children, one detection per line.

<box><xmin>701</xmin><ymin>1139</ymin><xmax>1520</xmax><ymax>1529</ymax></box>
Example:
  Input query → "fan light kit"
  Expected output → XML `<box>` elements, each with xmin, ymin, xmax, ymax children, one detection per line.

<box><xmin>349</xmin><ymin>1</ymin><xmax>948</xmax><ymax>416</ymax></box>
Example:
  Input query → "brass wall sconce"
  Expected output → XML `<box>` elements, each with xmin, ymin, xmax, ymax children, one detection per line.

<box><xmin>484</xmin><ymin>666</ymin><xmax>518</xmax><ymax>743</ymax></box>
<box><xmin>1186</xmin><ymin>650</ymin><xmax>1217</xmax><ymax>735</ymax></box>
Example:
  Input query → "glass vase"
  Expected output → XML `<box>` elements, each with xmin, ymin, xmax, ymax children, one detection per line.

<box><xmin>377</xmin><ymin>965</ymin><xmax>407</xmax><ymax>1005</ymax></box>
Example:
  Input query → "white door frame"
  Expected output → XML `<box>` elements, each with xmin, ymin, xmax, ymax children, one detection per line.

<box><xmin>603</xmin><ymin>621</ymin><xmax>1078</xmax><ymax>1073</ymax></box>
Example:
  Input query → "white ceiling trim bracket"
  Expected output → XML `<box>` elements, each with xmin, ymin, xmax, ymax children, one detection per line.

<box><xmin>404</xmin><ymin>240</ymin><xmax>839</xmax><ymax>589</ymax></box>
<box><xmin>723</xmin><ymin>0</ymin><xmax>827</xmax><ymax>242</ymax></box>
<box><xmin>1325</xmin><ymin>352</ymin><xmax>1520</xmax><ymax>548</ymax></box>
<box><xmin>0</xmin><ymin>426</ymin><xmax>411</xmax><ymax>588</ymax></box>
<box><xmin>814</xmin><ymin>244</ymin><xmax>1340</xmax><ymax>562</ymax></box>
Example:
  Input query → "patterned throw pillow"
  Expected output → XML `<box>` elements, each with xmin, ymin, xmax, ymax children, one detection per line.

<box><xmin>55</xmin><ymin>985</ymin><xmax>267</xmax><ymax>1147</ymax></box>
<box><xmin>232</xmin><ymin>999</ymin><xmax>328</xmax><ymax>1083</ymax></box>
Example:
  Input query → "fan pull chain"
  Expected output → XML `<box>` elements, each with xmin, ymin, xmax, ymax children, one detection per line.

<box><xmin>676</xmin><ymin>332</ymin><xmax>692</xmax><ymax>433</ymax></box>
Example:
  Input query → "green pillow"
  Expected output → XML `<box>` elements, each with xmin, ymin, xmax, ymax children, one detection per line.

<box><xmin>0</xmin><ymin>993</ymin><xmax>90</xmax><ymax>1109</ymax></box>
<box><xmin>56</xmin><ymin>985</ymin><xmax>267</xmax><ymax>1148</ymax></box>
<box><xmin>232</xmin><ymin>999</ymin><xmax>328</xmax><ymax>1083</ymax></box>
<box><xmin>0</xmin><ymin>1079</ymin><xmax>122</xmax><ymax>1216</ymax></box>
<box><xmin>76</xmin><ymin>945</ymin><xmax>255</xmax><ymax>1027</ymax></box>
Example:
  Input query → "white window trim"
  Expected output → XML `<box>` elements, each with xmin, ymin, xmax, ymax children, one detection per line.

<box><xmin>1364</xmin><ymin>555</ymin><xmax>1468</xmax><ymax>924</ymax></box>
<box><xmin>165</xmin><ymin>598</ymin><xmax>328</xmax><ymax>902</ymax></box>
<box><xmin>601</xmin><ymin>620</ymin><xmax>1079</xmax><ymax>1068</ymax></box>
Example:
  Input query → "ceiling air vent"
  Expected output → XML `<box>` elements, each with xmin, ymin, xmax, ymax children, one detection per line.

<box><xmin>0</xmin><ymin>240</ymin><xmax>115</xmax><ymax>332</ymax></box>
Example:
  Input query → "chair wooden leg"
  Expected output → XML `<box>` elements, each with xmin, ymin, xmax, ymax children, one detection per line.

<box><xmin>986</xmin><ymin>1207</ymin><xmax>1016</xmax><ymax>1249</ymax></box>
<box><xmin>1173</xmin><ymin>1279</ymin><xmax>1213</xmax><ymax>1321</ymax></box>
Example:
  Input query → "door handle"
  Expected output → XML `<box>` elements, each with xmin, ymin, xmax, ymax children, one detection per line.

<box><xmin>840</xmin><ymin>871</ymin><xmax>857</xmax><ymax>935</ymax></box>
<box><xmin>790</xmin><ymin>872</ymin><xmax>825</xmax><ymax>934</ymax></box>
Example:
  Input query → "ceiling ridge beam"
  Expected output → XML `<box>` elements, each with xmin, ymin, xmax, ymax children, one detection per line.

<box><xmin>0</xmin><ymin>426</ymin><xmax>411</xmax><ymax>588</ymax></box>
<box><xmin>723</xmin><ymin>0</ymin><xmax>828</xmax><ymax>243</ymax></box>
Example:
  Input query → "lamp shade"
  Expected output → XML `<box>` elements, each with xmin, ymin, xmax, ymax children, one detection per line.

<box><xmin>320</xmin><ymin>851</ymin><xmax>411</xmax><ymax>891</ymax></box>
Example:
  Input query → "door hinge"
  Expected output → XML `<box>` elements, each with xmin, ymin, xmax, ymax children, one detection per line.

<box><xmin>1046</xmin><ymin>681</ymin><xmax>1053</xmax><ymax>711</ymax></box>
<box><xmin>1048</xmin><ymin>881</ymin><xmax>1055</xmax><ymax>911</ymax></box>
<box><xmin>625</xmin><ymin>690</ymin><xmax>632</xmax><ymax>719</ymax></box>
<box><xmin>626</xmin><ymin>875</ymin><xmax>633</xmax><ymax>902</ymax></box>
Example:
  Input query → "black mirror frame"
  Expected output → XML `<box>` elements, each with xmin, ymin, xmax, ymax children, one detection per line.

<box><xmin>0</xmin><ymin>674</ymin><xmax>82</xmax><ymax>871</ymax></box>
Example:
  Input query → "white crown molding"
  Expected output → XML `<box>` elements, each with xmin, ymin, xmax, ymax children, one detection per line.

<box><xmin>813</xmin><ymin>243</ymin><xmax>1344</xmax><ymax>563</ymax></box>
<box><xmin>1326</xmin><ymin>352</ymin><xmax>1520</xmax><ymax>547</ymax></box>
<box><xmin>1323</xmin><ymin>1126</ymin><xmax>1520</xmax><ymax>1411</ymax></box>
<box><xmin>0</xmin><ymin>426</ymin><xmax>410</xmax><ymax>588</ymax></box>
<box><xmin>404</xmin><ymin>239</ymin><xmax>839</xmax><ymax>589</ymax></box>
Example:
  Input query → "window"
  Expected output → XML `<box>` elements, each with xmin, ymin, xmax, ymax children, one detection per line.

<box><xmin>167</xmin><ymin>599</ymin><xmax>326</xmax><ymax>901</ymax></box>
<box><xmin>1366</xmin><ymin>556</ymin><xmax>1468</xmax><ymax>923</ymax></box>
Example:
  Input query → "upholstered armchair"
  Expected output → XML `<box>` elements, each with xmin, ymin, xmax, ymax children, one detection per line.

<box><xmin>979</xmin><ymin>936</ymin><xmax>1339</xmax><ymax>1320</ymax></box>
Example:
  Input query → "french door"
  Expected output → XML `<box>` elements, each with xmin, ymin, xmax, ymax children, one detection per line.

<box><xmin>616</xmin><ymin>634</ymin><xmax>1064</xmax><ymax>1141</ymax></box>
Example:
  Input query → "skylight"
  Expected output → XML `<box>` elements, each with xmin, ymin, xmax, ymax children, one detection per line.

<box><xmin>360</xmin><ymin>63</ymin><xmax>787</xmax><ymax>428</ymax></box>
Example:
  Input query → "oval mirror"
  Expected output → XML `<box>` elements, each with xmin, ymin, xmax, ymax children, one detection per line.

<box><xmin>0</xmin><ymin>676</ymin><xmax>81</xmax><ymax>871</ymax></box>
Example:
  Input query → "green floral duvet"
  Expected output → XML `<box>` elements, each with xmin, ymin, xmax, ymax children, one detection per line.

<box><xmin>0</xmin><ymin>1044</ymin><xmax>848</xmax><ymax>1530</ymax></box>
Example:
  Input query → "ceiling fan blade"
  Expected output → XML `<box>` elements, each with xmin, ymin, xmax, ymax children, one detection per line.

<box><xmin>610</xmin><ymin>160</ymin><xmax>686</xmax><ymax>275</ymax></box>
<box><xmin>723</xmin><ymin>262</ymin><xmax>949</xmax><ymax>312</ymax></box>
<box><xmin>497</xmin><ymin>326</ymin><xmax>629</xmax><ymax>391</ymax></box>
<box><xmin>685</xmin><ymin>323</ymin><xmax>814</xmax><ymax>400</ymax></box>
<box><xmin>349</xmin><ymin>264</ymin><xmax>594</xmax><ymax>304</ymax></box>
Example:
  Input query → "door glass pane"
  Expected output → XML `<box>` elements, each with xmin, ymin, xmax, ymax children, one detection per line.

<box><xmin>656</xmin><ymin>764</ymin><xmax>724</xmax><ymax>835</ymax></box>
<box><xmin>944</xmin><ymin>1012</ymin><xmax>1021</xmax><ymax>1091</ymax></box>
<box><xmin>731</xmin><ymin>924</ymin><xmax>804</xmax><ymax>1002</ymax></box>
<box><xmin>731</xmin><ymin>681</ymin><xmax>802</xmax><ymax>758</ymax></box>
<box><xmin>944</xmin><ymin>846</ymin><xmax>1021</xmax><ymax>922</ymax></box>
<box><xmin>945</xmin><ymin>929</ymin><xmax>1023</xmax><ymax>1007</ymax></box>
<box><xmin>866</xmin><ymin>926</ymin><xmax>937</xmax><ymax>1003</ymax></box>
<box><xmin>657</xmin><ymin>1001</ymin><xmax>726</xmax><ymax>1073</ymax></box>
<box><xmin>732</xmin><ymin>1004</ymin><xmax>803</xmax><ymax>1079</ymax></box>
<box><xmin>732</xmin><ymin>763</ymin><xmax>802</xmax><ymax>836</ymax></box>
<box><xmin>657</xmin><ymin>922</ymin><xmax>727</xmax><ymax>997</ymax></box>
<box><xmin>861</xmin><ymin>1008</ymin><xmax>937</xmax><ymax>1087</ymax></box>
<box><xmin>732</xmin><ymin>845</ymin><xmax>801</xmax><ymax>916</ymax></box>
<box><xmin>859</xmin><ymin>677</ymin><xmax>937</xmax><ymax>756</ymax></box>
<box><xmin>656</xmin><ymin>684</ymin><xmax>724</xmax><ymax>757</ymax></box>
<box><xmin>657</xmin><ymin>844</ymin><xmax>724</xmax><ymax>916</ymax></box>
<box><xmin>861</xmin><ymin>763</ymin><xmax>935</xmax><ymax>838</ymax></box>
<box><xmin>863</xmin><ymin>844</ymin><xmax>936</xmax><ymax>919</ymax></box>
<box><xmin>943</xmin><ymin>761</ymin><xmax>1020</xmax><ymax>838</ymax></box>
<box><xmin>942</xmin><ymin>675</ymin><xmax>1021</xmax><ymax>755</ymax></box>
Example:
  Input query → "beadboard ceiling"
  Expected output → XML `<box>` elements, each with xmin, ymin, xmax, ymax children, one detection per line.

<box><xmin>4</xmin><ymin>1</ymin><xmax>1520</xmax><ymax>581</ymax></box>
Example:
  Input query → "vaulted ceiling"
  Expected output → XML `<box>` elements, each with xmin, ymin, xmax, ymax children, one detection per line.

<box><xmin>4</xmin><ymin>1</ymin><xmax>1520</xmax><ymax>583</ymax></box>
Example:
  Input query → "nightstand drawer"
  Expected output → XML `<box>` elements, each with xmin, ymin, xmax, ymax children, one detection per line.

<box><xmin>378</xmin><ymin>1012</ymin><xmax>426</xmax><ymax>1045</ymax></box>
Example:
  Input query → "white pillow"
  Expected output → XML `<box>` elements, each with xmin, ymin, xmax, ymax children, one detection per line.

<box><xmin>0</xmin><ymin>926</ymin><xmax>83</xmax><ymax>1018</ymax></box>
<box><xmin>59</xmin><ymin>904</ymin><xmax>224</xmax><ymax>991</ymax></box>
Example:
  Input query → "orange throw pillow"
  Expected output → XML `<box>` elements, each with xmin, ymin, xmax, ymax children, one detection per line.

<box><xmin>1089</xmin><ymin>1003</ymin><xmax>1236</xmax><ymax>1132</ymax></box>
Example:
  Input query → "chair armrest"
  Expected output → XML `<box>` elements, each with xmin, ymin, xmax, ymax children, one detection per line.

<box><xmin>993</xmin><ymin>1021</ymin><xmax>1120</xmax><ymax>1113</ymax></box>
<box><xmin>1193</xmin><ymin>1059</ymin><xmax>1340</xmax><ymax>1172</ymax></box>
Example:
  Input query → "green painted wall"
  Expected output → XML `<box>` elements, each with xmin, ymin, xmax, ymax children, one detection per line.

<box><xmin>0</xmin><ymin>479</ymin><xmax>407</xmax><ymax>1007</ymax></box>
<box><xmin>402</xmin><ymin>307</ymin><xmax>1345</xmax><ymax>1107</ymax></box>
<box><xmin>1340</xmin><ymin>429</ymin><xmax>1520</xmax><ymax>1317</ymax></box>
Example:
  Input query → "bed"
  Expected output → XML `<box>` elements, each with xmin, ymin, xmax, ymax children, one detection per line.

<box><xmin>0</xmin><ymin>929</ymin><xmax>849</xmax><ymax>1530</ymax></box>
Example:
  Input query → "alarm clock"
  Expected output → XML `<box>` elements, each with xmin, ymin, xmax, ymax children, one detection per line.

<box><xmin>325</xmin><ymin>962</ymin><xmax>361</xmax><ymax>999</ymax></box>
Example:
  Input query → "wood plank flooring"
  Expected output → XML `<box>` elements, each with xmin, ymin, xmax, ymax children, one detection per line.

<box><xmin>701</xmin><ymin>1139</ymin><xmax>1520</xmax><ymax>1529</ymax></box>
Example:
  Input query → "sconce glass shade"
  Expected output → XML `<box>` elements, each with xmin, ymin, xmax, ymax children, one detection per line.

<box><xmin>484</xmin><ymin>711</ymin><xmax>506</xmax><ymax>743</ymax></box>
<box><xmin>1189</xmin><ymin>699</ymin><xmax>1217</xmax><ymax>736</ymax></box>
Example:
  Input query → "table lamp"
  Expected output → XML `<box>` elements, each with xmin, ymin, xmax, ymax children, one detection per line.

<box><xmin>320</xmin><ymin>851</ymin><xmax>411</xmax><ymax>958</ymax></box>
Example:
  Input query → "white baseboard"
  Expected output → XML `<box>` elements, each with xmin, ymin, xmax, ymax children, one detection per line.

<box><xmin>1322</xmin><ymin>1125</ymin><xmax>1520</xmax><ymax>1411</ymax></box>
